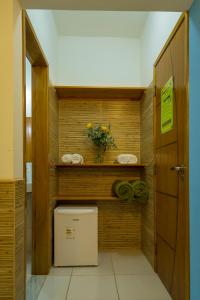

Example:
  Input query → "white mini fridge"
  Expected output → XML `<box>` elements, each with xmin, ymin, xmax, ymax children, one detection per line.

<box><xmin>54</xmin><ymin>206</ymin><xmax>98</xmax><ymax>266</ymax></box>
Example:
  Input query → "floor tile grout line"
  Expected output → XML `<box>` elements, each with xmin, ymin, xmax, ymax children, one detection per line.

<box><xmin>111</xmin><ymin>252</ymin><xmax>120</xmax><ymax>300</ymax></box>
<box><xmin>109</xmin><ymin>252</ymin><xmax>115</xmax><ymax>275</ymax></box>
<box><xmin>65</xmin><ymin>268</ymin><xmax>73</xmax><ymax>300</ymax></box>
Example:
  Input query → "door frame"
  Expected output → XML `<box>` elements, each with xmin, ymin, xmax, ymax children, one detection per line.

<box><xmin>22</xmin><ymin>11</ymin><xmax>51</xmax><ymax>277</ymax></box>
<box><xmin>153</xmin><ymin>12</ymin><xmax>190</xmax><ymax>299</ymax></box>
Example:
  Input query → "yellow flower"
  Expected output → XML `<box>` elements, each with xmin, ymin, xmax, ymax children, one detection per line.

<box><xmin>86</xmin><ymin>122</ymin><xmax>93</xmax><ymax>129</ymax></box>
<box><xmin>101</xmin><ymin>126</ymin><xmax>108</xmax><ymax>132</ymax></box>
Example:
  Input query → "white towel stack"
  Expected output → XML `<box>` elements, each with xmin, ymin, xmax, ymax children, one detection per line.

<box><xmin>61</xmin><ymin>154</ymin><xmax>73</xmax><ymax>164</ymax></box>
<box><xmin>71</xmin><ymin>153</ymin><xmax>84</xmax><ymax>165</ymax></box>
<box><xmin>61</xmin><ymin>153</ymin><xmax>84</xmax><ymax>165</ymax></box>
<box><xmin>116</xmin><ymin>154</ymin><xmax>138</xmax><ymax>164</ymax></box>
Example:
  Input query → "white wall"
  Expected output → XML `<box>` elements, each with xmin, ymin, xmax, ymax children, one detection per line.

<box><xmin>140</xmin><ymin>12</ymin><xmax>182</xmax><ymax>86</ymax></box>
<box><xmin>27</xmin><ymin>10</ymin><xmax>58</xmax><ymax>82</ymax></box>
<box><xmin>56</xmin><ymin>36</ymin><xmax>141</xmax><ymax>86</ymax></box>
<box><xmin>27</xmin><ymin>10</ymin><xmax>182</xmax><ymax>87</ymax></box>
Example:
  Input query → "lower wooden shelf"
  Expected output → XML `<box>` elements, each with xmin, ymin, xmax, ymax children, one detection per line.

<box><xmin>53</xmin><ymin>195</ymin><xmax>119</xmax><ymax>201</ymax></box>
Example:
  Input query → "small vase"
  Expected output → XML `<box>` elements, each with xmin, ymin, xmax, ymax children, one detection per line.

<box><xmin>95</xmin><ymin>146</ymin><xmax>106</xmax><ymax>164</ymax></box>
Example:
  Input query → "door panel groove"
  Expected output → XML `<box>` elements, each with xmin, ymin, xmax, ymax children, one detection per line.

<box><xmin>156</xmin><ymin>191</ymin><xmax>178</xmax><ymax>199</ymax></box>
<box><xmin>155</xmin><ymin>140</ymin><xmax>177</xmax><ymax>150</ymax></box>
<box><xmin>157</xmin><ymin>233</ymin><xmax>176</xmax><ymax>251</ymax></box>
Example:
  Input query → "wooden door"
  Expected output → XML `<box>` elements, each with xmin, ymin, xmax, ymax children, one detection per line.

<box><xmin>154</xmin><ymin>15</ymin><xmax>189</xmax><ymax>300</ymax></box>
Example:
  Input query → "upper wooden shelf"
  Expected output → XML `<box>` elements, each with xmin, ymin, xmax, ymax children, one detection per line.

<box><xmin>54</xmin><ymin>86</ymin><xmax>146</xmax><ymax>100</ymax></box>
<box><xmin>55</xmin><ymin>163</ymin><xmax>145</xmax><ymax>168</ymax></box>
<box><xmin>53</xmin><ymin>195</ymin><xmax>119</xmax><ymax>202</ymax></box>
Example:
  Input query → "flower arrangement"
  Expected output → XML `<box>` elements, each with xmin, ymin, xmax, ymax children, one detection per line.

<box><xmin>86</xmin><ymin>123</ymin><xmax>117</xmax><ymax>163</ymax></box>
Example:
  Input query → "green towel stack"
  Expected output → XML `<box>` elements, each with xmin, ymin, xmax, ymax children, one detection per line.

<box><xmin>112</xmin><ymin>180</ymin><xmax>134</xmax><ymax>202</ymax></box>
<box><xmin>112</xmin><ymin>180</ymin><xmax>149</xmax><ymax>204</ymax></box>
<box><xmin>131</xmin><ymin>180</ymin><xmax>149</xmax><ymax>204</ymax></box>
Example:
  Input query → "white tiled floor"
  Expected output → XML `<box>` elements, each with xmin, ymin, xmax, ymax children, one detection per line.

<box><xmin>27</xmin><ymin>250</ymin><xmax>172</xmax><ymax>300</ymax></box>
<box><xmin>67</xmin><ymin>276</ymin><xmax>118</xmax><ymax>300</ymax></box>
<box><xmin>37</xmin><ymin>276</ymin><xmax>70</xmax><ymax>300</ymax></box>
<box><xmin>72</xmin><ymin>252</ymin><xmax>113</xmax><ymax>276</ymax></box>
<box><xmin>112</xmin><ymin>249</ymin><xmax>155</xmax><ymax>275</ymax></box>
<box><xmin>26</xmin><ymin>275</ymin><xmax>47</xmax><ymax>300</ymax></box>
<box><xmin>116</xmin><ymin>275</ymin><xmax>171</xmax><ymax>300</ymax></box>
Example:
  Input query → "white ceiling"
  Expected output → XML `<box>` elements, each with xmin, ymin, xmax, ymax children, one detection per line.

<box><xmin>20</xmin><ymin>0</ymin><xmax>193</xmax><ymax>11</ymax></box>
<box><xmin>53</xmin><ymin>11</ymin><xmax>148</xmax><ymax>37</ymax></box>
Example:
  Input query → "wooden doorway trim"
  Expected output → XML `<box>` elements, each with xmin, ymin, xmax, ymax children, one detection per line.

<box><xmin>22</xmin><ymin>11</ymin><xmax>51</xmax><ymax>275</ymax></box>
<box><xmin>153</xmin><ymin>13</ymin><xmax>190</xmax><ymax>300</ymax></box>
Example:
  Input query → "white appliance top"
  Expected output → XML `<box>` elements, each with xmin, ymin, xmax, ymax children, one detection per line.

<box><xmin>55</xmin><ymin>206</ymin><xmax>98</xmax><ymax>215</ymax></box>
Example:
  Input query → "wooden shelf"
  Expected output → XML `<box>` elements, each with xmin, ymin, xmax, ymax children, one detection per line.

<box><xmin>55</xmin><ymin>86</ymin><xmax>146</xmax><ymax>100</ymax></box>
<box><xmin>55</xmin><ymin>163</ymin><xmax>145</xmax><ymax>169</ymax></box>
<box><xmin>53</xmin><ymin>196</ymin><xmax>119</xmax><ymax>202</ymax></box>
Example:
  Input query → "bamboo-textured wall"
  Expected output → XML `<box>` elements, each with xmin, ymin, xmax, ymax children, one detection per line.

<box><xmin>58</xmin><ymin>98</ymin><xmax>142</xmax><ymax>249</ymax></box>
<box><xmin>58</xmin><ymin>168</ymin><xmax>141</xmax><ymax>197</ymax></box>
<box><xmin>140</xmin><ymin>83</ymin><xmax>155</xmax><ymax>267</ymax></box>
<box><xmin>0</xmin><ymin>179</ymin><xmax>25</xmax><ymax>300</ymax></box>
<box><xmin>59</xmin><ymin>99</ymin><xmax>140</xmax><ymax>163</ymax></box>
<box><xmin>98</xmin><ymin>201</ymin><xmax>141</xmax><ymax>250</ymax></box>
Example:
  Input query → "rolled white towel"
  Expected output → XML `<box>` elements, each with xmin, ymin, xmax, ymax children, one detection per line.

<box><xmin>71</xmin><ymin>153</ymin><xmax>84</xmax><ymax>165</ymax></box>
<box><xmin>61</xmin><ymin>154</ymin><xmax>72</xmax><ymax>164</ymax></box>
<box><xmin>117</xmin><ymin>154</ymin><xmax>138</xmax><ymax>164</ymax></box>
<box><xmin>128</xmin><ymin>155</ymin><xmax>138</xmax><ymax>164</ymax></box>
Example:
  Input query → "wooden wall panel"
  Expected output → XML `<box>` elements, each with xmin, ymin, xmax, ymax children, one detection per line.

<box><xmin>29</xmin><ymin>58</ymin><xmax>58</xmax><ymax>275</ymax></box>
<box><xmin>59</xmin><ymin>99</ymin><xmax>140</xmax><ymax>163</ymax></box>
<box><xmin>140</xmin><ymin>83</ymin><xmax>155</xmax><ymax>267</ymax></box>
<box><xmin>48</xmin><ymin>83</ymin><xmax>59</xmax><ymax>265</ymax></box>
<box><xmin>0</xmin><ymin>179</ymin><xmax>25</xmax><ymax>300</ymax></box>
<box><xmin>55</xmin><ymin>86</ymin><xmax>145</xmax><ymax>100</ymax></box>
<box><xmin>25</xmin><ymin>13</ymin><xmax>48</xmax><ymax>67</ymax></box>
<box><xmin>49</xmin><ymin>85</ymin><xmax>59</xmax><ymax>167</ymax></box>
<box><xmin>32</xmin><ymin>66</ymin><xmax>50</xmax><ymax>274</ymax></box>
<box><xmin>30</xmin><ymin>60</ymin><xmax>58</xmax><ymax>274</ymax></box>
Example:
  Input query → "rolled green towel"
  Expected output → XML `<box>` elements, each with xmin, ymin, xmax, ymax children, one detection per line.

<box><xmin>131</xmin><ymin>180</ymin><xmax>149</xmax><ymax>204</ymax></box>
<box><xmin>112</xmin><ymin>180</ymin><xmax>134</xmax><ymax>202</ymax></box>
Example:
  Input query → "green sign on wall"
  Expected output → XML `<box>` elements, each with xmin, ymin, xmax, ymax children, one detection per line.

<box><xmin>161</xmin><ymin>76</ymin><xmax>174</xmax><ymax>134</ymax></box>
